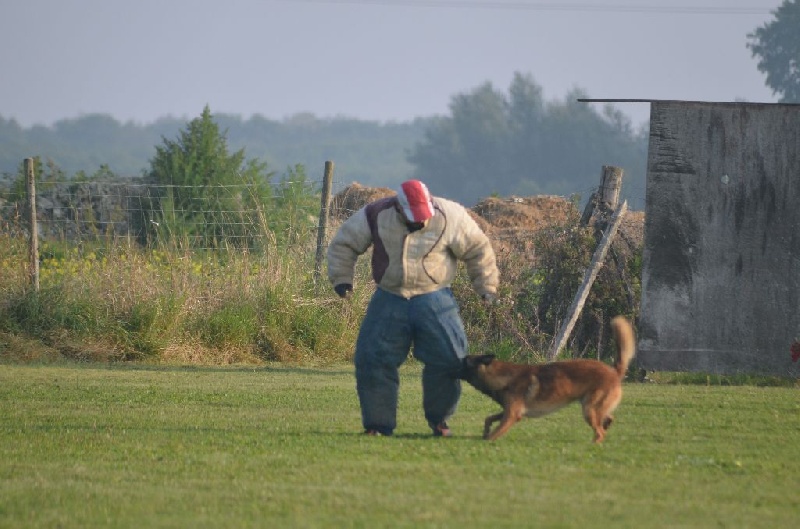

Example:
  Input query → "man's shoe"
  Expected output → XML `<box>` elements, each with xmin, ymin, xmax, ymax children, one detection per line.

<box><xmin>364</xmin><ymin>428</ymin><xmax>392</xmax><ymax>436</ymax></box>
<box><xmin>432</xmin><ymin>422</ymin><xmax>452</xmax><ymax>437</ymax></box>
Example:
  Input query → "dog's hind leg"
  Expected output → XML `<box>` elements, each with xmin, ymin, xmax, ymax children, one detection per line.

<box><xmin>583</xmin><ymin>407</ymin><xmax>606</xmax><ymax>443</ymax></box>
<box><xmin>602</xmin><ymin>416</ymin><xmax>614</xmax><ymax>430</ymax></box>
<box><xmin>582</xmin><ymin>399</ymin><xmax>610</xmax><ymax>443</ymax></box>
<box><xmin>599</xmin><ymin>387</ymin><xmax>622</xmax><ymax>437</ymax></box>
<box><xmin>585</xmin><ymin>387</ymin><xmax>622</xmax><ymax>443</ymax></box>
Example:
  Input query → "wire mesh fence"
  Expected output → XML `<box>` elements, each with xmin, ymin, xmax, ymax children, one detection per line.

<box><xmin>1</xmin><ymin>170</ymin><xmax>616</xmax><ymax>281</ymax></box>
<box><xmin>0</xmin><ymin>178</ymin><xmax>330</xmax><ymax>251</ymax></box>
<box><xmin>0</xmin><ymin>174</ymin><xmax>594</xmax><ymax>271</ymax></box>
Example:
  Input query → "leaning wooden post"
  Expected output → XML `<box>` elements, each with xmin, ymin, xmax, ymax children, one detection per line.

<box><xmin>599</xmin><ymin>165</ymin><xmax>623</xmax><ymax>211</ymax></box>
<box><xmin>548</xmin><ymin>200</ymin><xmax>627</xmax><ymax>360</ymax></box>
<box><xmin>580</xmin><ymin>165</ymin><xmax>623</xmax><ymax>225</ymax></box>
<box><xmin>313</xmin><ymin>161</ymin><xmax>334</xmax><ymax>286</ymax></box>
<box><xmin>25</xmin><ymin>158</ymin><xmax>40</xmax><ymax>292</ymax></box>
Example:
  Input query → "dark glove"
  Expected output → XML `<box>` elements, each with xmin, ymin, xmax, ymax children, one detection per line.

<box><xmin>334</xmin><ymin>283</ymin><xmax>353</xmax><ymax>299</ymax></box>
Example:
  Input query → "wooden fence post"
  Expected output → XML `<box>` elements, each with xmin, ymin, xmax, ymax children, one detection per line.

<box><xmin>25</xmin><ymin>158</ymin><xmax>40</xmax><ymax>292</ymax></box>
<box><xmin>599</xmin><ymin>165</ymin><xmax>623</xmax><ymax>210</ymax></box>
<box><xmin>313</xmin><ymin>161</ymin><xmax>334</xmax><ymax>286</ymax></box>
<box><xmin>580</xmin><ymin>165</ymin><xmax>624</xmax><ymax>225</ymax></box>
<box><xmin>548</xmin><ymin>200</ymin><xmax>627</xmax><ymax>360</ymax></box>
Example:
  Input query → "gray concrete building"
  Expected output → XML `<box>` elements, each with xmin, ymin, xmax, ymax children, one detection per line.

<box><xmin>639</xmin><ymin>100</ymin><xmax>800</xmax><ymax>377</ymax></box>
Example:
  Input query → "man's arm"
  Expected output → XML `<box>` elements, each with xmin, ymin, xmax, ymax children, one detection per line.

<box><xmin>449</xmin><ymin>207</ymin><xmax>499</xmax><ymax>298</ymax></box>
<box><xmin>327</xmin><ymin>208</ymin><xmax>374</xmax><ymax>291</ymax></box>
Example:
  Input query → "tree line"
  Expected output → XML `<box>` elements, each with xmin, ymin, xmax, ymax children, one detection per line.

<box><xmin>0</xmin><ymin>112</ymin><xmax>427</xmax><ymax>193</ymax></box>
<box><xmin>1</xmin><ymin>73</ymin><xmax>649</xmax><ymax>210</ymax></box>
<box><xmin>408</xmin><ymin>74</ymin><xmax>647</xmax><ymax>207</ymax></box>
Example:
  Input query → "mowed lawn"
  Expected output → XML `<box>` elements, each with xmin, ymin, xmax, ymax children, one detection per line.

<box><xmin>0</xmin><ymin>362</ymin><xmax>798</xmax><ymax>528</ymax></box>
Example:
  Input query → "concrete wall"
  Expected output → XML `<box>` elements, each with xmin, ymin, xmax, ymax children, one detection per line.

<box><xmin>638</xmin><ymin>101</ymin><xmax>800</xmax><ymax>377</ymax></box>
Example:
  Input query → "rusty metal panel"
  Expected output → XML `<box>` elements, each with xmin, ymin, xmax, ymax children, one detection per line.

<box><xmin>639</xmin><ymin>101</ymin><xmax>800</xmax><ymax>376</ymax></box>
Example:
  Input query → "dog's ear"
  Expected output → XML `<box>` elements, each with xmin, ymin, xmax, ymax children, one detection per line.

<box><xmin>478</xmin><ymin>354</ymin><xmax>496</xmax><ymax>366</ymax></box>
<box><xmin>462</xmin><ymin>354</ymin><xmax>494</xmax><ymax>369</ymax></box>
<box><xmin>461</xmin><ymin>354</ymin><xmax>496</xmax><ymax>372</ymax></box>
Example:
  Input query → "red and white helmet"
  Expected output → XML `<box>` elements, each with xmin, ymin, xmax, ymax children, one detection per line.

<box><xmin>397</xmin><ymin>179</ymin><xmax>435</xmax><ymax>222</ymax></box>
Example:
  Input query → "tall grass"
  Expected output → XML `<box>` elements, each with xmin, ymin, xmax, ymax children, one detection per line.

<box><xmin>0</xmin><ymin>233</ymin><xmax>368</xmax><ymax>365</ymax></box>
<box><xmin>0</xmin><ymin>228</ymin><xmax>796</xmax><ymax>387</ymax></box>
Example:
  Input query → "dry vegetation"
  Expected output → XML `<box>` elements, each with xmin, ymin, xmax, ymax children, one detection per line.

<box><xmin>1</xmin><ymin>183</ymin><xmax>644</xmax><ymax>365</ymax></box>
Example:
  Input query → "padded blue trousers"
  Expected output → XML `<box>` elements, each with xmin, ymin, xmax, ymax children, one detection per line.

<box><xmin>354</xmin><ymin>287</ymin><xmax>468</xmax><ymax>435</ymax></box>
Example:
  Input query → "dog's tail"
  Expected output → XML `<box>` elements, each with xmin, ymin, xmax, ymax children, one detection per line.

<box><xmin>611</xmin><ymin>316</ymin><xmax>636</xmax><ymax>379</ymax></box>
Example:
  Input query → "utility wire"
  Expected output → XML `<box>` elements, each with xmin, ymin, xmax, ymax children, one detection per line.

<box><xmin>276</xmin><ymin>0</ymin><xmax>773</xmax><ymax>15</ymax></box>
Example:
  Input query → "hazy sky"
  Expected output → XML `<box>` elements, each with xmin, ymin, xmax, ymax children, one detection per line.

<box><xmin>0</xmin><ymin>0</ymin><xmax>782</xmax><ymax>130</ymax></box>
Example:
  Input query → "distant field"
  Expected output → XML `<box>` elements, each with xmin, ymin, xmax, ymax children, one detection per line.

<box><xmin>1</xmin><ymin>362</ymin><xmax>798</xmax><ymax>528</ymax></box>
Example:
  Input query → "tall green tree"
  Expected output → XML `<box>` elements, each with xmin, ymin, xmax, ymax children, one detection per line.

<box><xmin>747</xmin><ymin>0</ymin><xmax>800</xmax><ymax>103</ymax></box>
<box><xmin>408</xmin><ymin>73</ymin><xmax>647</xmax><ymax>207</ymax></box>
<box><xmin>145</xmin><ymin>106</ymin><xmax>273</xmax><ymax>248</ymax></box>
<box><xmin>507</xmin><ymin>73</ymin><xmax>547</xmax><ymax>184</ymax></box>
<box><xmin>410</xmin><ymin>81</ymin><xmax>515</xmax><ymax>204</ymax></box>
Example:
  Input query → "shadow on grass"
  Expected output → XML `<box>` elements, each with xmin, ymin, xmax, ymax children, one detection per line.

<box><xmin>338</xmin><ymin>431</ymin><xmax>487</xmax><ymax>441</ymax></box>
<box><xmin>4</xmin><ymin>360</ymin><xmax>355</xmax><ymax>378</ymax></box>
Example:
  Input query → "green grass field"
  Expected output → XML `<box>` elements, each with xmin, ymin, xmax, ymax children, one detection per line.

<box><xmin>1</xmin><ymin>362</ymin><xmax>798</xmax><ymax>528</ymax></box>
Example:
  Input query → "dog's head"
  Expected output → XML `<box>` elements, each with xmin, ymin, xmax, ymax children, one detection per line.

<box><xmin>459</xmin><ymin>354</ymin><xmax>496</xmax><ymax>381</ymax></box>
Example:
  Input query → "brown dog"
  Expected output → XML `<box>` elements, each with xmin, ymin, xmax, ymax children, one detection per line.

<box><xmin>460</xmin><ymin>316</ymin><xmax>636</xmax><ymax>443</ymax></box>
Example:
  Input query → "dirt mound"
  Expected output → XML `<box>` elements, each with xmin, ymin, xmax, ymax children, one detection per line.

<box><xmin>472</xmin><ymin>195</ymin><xmax>579</xmax><ymax>260</ymax></box>
<box><xmin>330</xmin><ymin>182</ymin><xmax>395</xmax><ymax>220</ymax></box>
<box><xmin>328</xmin><ymin>184</ymin><xmax>644</xmax><ymax>260</ymax></box>
<box><xmin>619</xmin><ymin>210</ymin><xmax>645</xmax><ymax>246</ymax></box>
<box><xmin>473</xmin><ymin>195</ymin><xmax>576</xmax><ymax>232</ymax></box>
<box><xmin>330</xmin><ymin>186</ymin><xmax>577</xmax><ymax>232</ymax></box>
